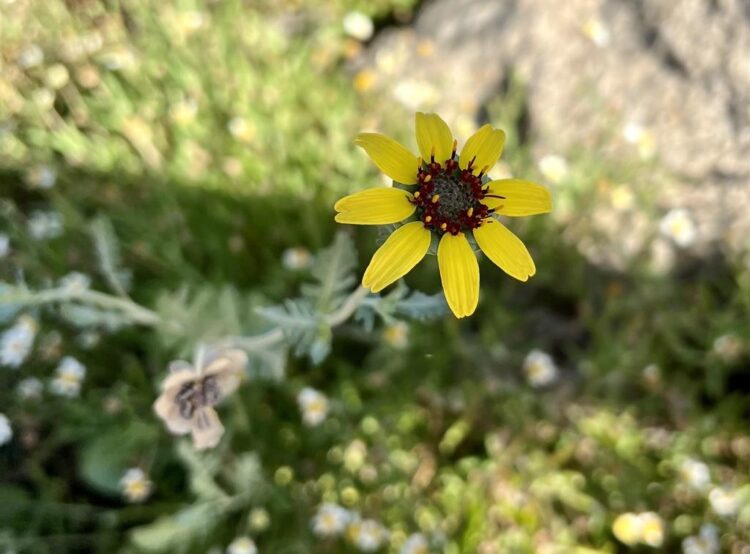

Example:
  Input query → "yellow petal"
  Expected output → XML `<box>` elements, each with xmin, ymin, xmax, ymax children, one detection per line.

<box><xmin>473</xmin><ymin>219</ymin><xmax>536</xmax><ymax>281</ymax></box>
<box><xmin>415</xmin><ymin>112</ymin><xmax>454</xmax><ymax>164</ymax></box>
<box><xmin>355</xmin><ymin>133</ymin><xmax>419</xmax><ymax>184</ymax></box>
<box><xmin>335</xmin><ymin>188</ymin><xmax>415</xmax><ymax>225</ymax></box>
<box><xmin>482</xmin><ymin>179</ymin><xmax>553</xmax><ymax>216</ymax></box>
<box><xmin>459</xmin><ymin>124</ymin><xmax>506</xmax><ymax>175</ymax></box>
<box><xmin>362</xmin><ymin>221</ymin><xmax>430</xmax><ymax>292</ymax></box>
<box><xmin>437</xmin><ymin>233</ymin><xmax>479</xmax><ymax>318</ymax></box>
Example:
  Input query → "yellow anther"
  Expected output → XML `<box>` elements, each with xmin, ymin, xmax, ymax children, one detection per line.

<box><xmin>440</xmin><ymin>223</ymin><xmax>448</xmax><ymax>231</ymax></box>
<box><xmin>431</xmin><ymin>194</ymin><xmax>440</xmax><ymax>203</ymax></box>
<box><xmin>425</xmin><ymin>215</ymin><xmax>432</xmax><ymax>223</ymax></box>
<box><xmin>424</xmin><ymin>174</ymin><xmax>432</xmax><ymax>183</ymax></box>
<box><xmin>467</xmin><ymin>207</ymin><xmax>474</xmax><ymax>217</ymax></box>
<box><xmin>452</xmin><ymin>139</ymin><xmax>458</xmax><ymax>151</ymax></box>
<box><xmin>480</xmin><ymin>165</ymin><xmax>489</xmax><ymax>175</ymax></box>
<box><xmin>414</xmin><ymin>191</ymin><xmax>420</xmax><ymax>198</ymax></box>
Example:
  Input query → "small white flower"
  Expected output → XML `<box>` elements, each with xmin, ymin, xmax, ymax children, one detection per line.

<box><xmin>582</xmin><ymin>18</ymin><xmax>610</xmax><ymax>47</ymax></box>
<box><xmin>17</xmin><ymin>377</ymin><xmax>43</xmax><ymax>400</ymax></box>
<box><xmin>623</xmin><ymin>122</ymin><xmax>647</xmax><ymax>144</ymax></box>
<box><xmin>660</xmin><ymin>209</ymin><xmax>697</xmax><ymax>248</ymax></box>
<box><xmin>297</xmin><ymin>387</ymin><xmax>329</xmax><ymax>426</ymax></box>
<box><xmin>18</xmin><ymin>44</ymin><xmax>44</xmax><ymax>68</ymax></box>
<box><xmin>226</xmin><ymin>536</ymin><xmax>257</xmax><ymax>554</ymax></box>
<box><xmin>401</xmin><ymin>533</ymin><xmax>429</xmax><ymax>554</ymax></box>
<box><xmin>154</xmin><ymin>349</ymin><xmax>247</xmax><ymax>450</ymax></box>
<box><xmin>25</xmin><ymin>165</ymin><xmax>57</xmax><ymax>189</ymax></box>
<box><xmin>679</xmin><ymin>458</ymin><xmax>711</xmax><ymax>490</ymax></box>
<box><xmin>0</xmin><ymin>233</ymin><xmax>10</xmax><ymax>258</ymax></box>
<box><xmin>523</xmin><ymin>349</ymin><xmax>559</xmax><ymax>387</ymax></box>
<box><xmin>312</xmin><ymin>503</ymin><xmax>352</xmax><ymax>537</ymax></box>
<box><xmin>537</xmin><ymin>155</ymin><xmax>569</xmax><ymax>184</ymax></box>
<box><xmin>0</xmin><ymin>413</ymin><xmax>12</xmax><ymax>446</ymax></box>
<box><xmin>712</xmin><ymin>334</ymin><xmax>743</xmax><ymax>363</ymax></box>
<box><xmin>27</xmin><ymin>210</ymin><xmax>63</xmax><ymax>240</ymax></box>
<box><xmin>343</xmin><ymin>11</ymin><xmax>374</xmax><ymax>41</ymax></box>
<box><xmin>50</xmin><ymin>356</ymin><xmax>86</xmax><ymax>397</ymax></box>
<box><xmin>612</xmin><ymin>511</ymin><xmax>664</xmax><ymax>547</ymax></box>
<box><xmin>59</xmin><ymin>272</ymin><xmax>92</xmax><ymax>295</ymax></box>
<box><xmin>227</xmin><ymin>117</ymin><xmax>256</xmax><ymax>143</ymax></box>
<box><xmin>383</xmin><ymin>321</ymin><xmax>409</xmax><ymax>349</ymax></box>
<box><xmin>281</xmin><ymin>247</ymin><xmax>313</xmax><ymax>270</ymax></box>
<box><xmin>119</xmin><ymin>468</ymin><xmax>152</xmax><ymax>503</ymax></box>
<box><xmin>682</xmin><ymin>524</ymin><xmax>719</xmax><ymax>554</ymax></box>
<box><xmin>1</xmin><ymin>315</ymin><xmax>38</xmax><ymax>368</ymax></box>
<box><xmin>349</xmin><ymin>518</ymin><xmax>389</xmax><ymax>552</ymax></box>
<box><xmin>708</xmin><ymin>486</ymin><xmax>740</xmax><ymax>516</ymax></box>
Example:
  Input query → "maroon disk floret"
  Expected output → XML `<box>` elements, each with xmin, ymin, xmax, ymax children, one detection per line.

<box><xmin>411</xmin><ymin>145</ymin><xmax>502</xmax><ymax>236</ymax></box>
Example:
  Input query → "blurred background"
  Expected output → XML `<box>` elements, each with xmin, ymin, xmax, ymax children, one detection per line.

<box><xmin>1</xmin><ymin>0</ymin><xmax>749</xmax><ymax>552</ymax></box>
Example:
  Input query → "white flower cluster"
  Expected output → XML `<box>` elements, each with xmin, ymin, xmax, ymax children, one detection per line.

<box><xmin>523</xmin><ymin>349</ymin><xmax>559</xmax><ymax>387</ymax></box>
<box><xmin>1</xmin><ymin>315</ymin><xmax>38</xmax><ymax>368</ymax></box>
<box><xmin>297</xmin><ymin>387</ymin><xmax>329</xmax><ymax>426</ymax></box>
<box><xmin>311</xmin><ymin>504</ymin><xmax>390</xmax><ymax>552</ymax></box>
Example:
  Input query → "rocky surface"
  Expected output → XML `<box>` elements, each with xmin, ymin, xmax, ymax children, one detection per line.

<box><xmin>357</xmin><ymin>0</ymin><xmax>750</xmax><ymax>266</ymax></box>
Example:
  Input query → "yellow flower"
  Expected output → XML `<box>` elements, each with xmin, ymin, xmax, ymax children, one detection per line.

<box><xmin>335</xmin><ymin>113</ymin><xmax>552</xmax><ymax>318</ymax></box>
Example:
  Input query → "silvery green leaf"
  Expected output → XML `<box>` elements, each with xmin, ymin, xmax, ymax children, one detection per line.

<box><xmin>302</xmin><ymin>231</ymin><xmax>357</xmax><ymax>312</ymax></box>
<box><xmin>89</xmin><ymin>216</ymin><xmax>132</xmax><ymax>295</ymax></box>
<box><xmin>129</xmin><ymin>502</ymin><xmax>221</xmax><ymax>552</ymax></box>
<box><xmin>247</xmin><ymin>344</ymin><xmax>287</xmax><ymax>381</ymax></box>
<box><xmin>59</xmin><ymin>303</ymin><xmax>129</xmax><ymax>331</ymax></box>
<box><xmin>256</xmin><ymin>299</ymin><xmax>331</xmax><ymax>364</ymax></box>
<box><xmin>395</xmin><ymin>291</ymin><xmax>449</xmax><ymax>321</ymax></box>
<box><xmin>224</xmin><ymin>452</ymin><xmax>265</xmax><ymax>497</ymax></box>
<box><xmin>0</xmin><ymin>282</ymin><xmax>22</xmax><ymax>323</ymax></box>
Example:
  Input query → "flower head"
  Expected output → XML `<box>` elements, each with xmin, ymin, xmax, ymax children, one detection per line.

<box><xmin>335</xmin><ymin>113</ymin><xmax>551</xmax><ymax>318</ymax></box>
<box><xmin>154</xmin><ymin>349</ymin><xmax>247</xmax><ymax>450</ymax></box>
<box><xmin>297</xmin><ymin>387</ymin><xmax>329</xmax><ymax>427</ymax></box>
<box><xmin>343</xmin><ymin>11</ymin><xmax>374</xmax><ymax>42</ymax></box>
<box><xmin>281</xmin><ymin>247</ymin><xmax>313</xmax><ymax>270</ymax></box>
<box><xmin>50</xmin><ymin>356</ymin><xmax>86</xmax><ymax>397</ymax></box>
<box><xmin>682</xmin><ymin>524</ymin><xmax>719</xmax><ymax>554</ymax></box>
<box><xmin>17</xmin><ymin>377</ymin><xmax>43</xmax><ymax>400</ymax></box>
<box><xmin>120</xmin><ymin>467</ymin><xmax>152</xmax><ymax>503</ymax></box>
<box><xmin>708</xmin><ymin>486</ymin><xmax>740</xmax><ymax>516</ymax></box>
<box><xmin>660</xmin><ymin>208</ymin><xmax>696</xmax><ymax>248</ymax></box>
<box><xmin>0</xmin><ymin>413</ymin><xmax>12</xmax><ymax>446</ymax></box>
<box><xmin>612</xmin><ymin>512</ymin><xmax>664</xmax><ymax>548</ymax></box>
<box><xmin>348</xmin><ymin>518</ymin><xmax>389</xmax><ymax>552</ymax></box>
<box><xmin>312</xmin><ymin>503</ymin><xmax>352</xmax><ymax>537</ymax></box>
<box><xmin>59</xmin><ymin>272</ymin><xmax>92</xmax><ymax>294</ymax></box>
<box><xmin>28</xmin><ymin>210</ymin><xmax>63</xmax><ymax>240</ymax></box>
<box><xmin>523</xmin><ymin>349</ymin><xmax>559</xmax><ymax>387</ymax></box>
<box><xmin>383</xmin><ymin>321</ymin><xmax>409</xmax><ymax>349</ymax></box>
<box><xmin>401</xmin><ymin>533</ymin><xmax>429</xmax><ymax>554</ymax></box>
<box><xmin>1</xmin><ymin>315</ymin><xmax>38</xmax><ymax>368</ymax></box>
<box><xmin>679</xmin><ymin>458</ymin><xmax>711</xmax><ymax>490</ymax></box>
<box><xmin>227</xmin><ymin>536</ymin><xmax>257</xmax><ymax>554</ymax></box>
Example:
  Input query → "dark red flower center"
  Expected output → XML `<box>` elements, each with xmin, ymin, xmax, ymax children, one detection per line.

<box><xmin>411</xmin><ymin>145</ymin><xmax>502</xmax><ymax>235</ymax></box>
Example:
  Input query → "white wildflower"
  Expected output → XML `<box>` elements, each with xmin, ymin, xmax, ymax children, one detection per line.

<box><xmin>297</xmin><ymin>387</ymin><xmax>329</xmax><ymax>427</ymax></box>
<box><xmin>227</xmin><ymin>536</ymin><xmax>257</xmax><ymax>554</ymax></box>
<box><xmin>679</xmin><ymin>458</ymin><xmax>711</xmax><ymax>490</ymax></box>
<box><xmin>538</xmin><ymin>155</ymin><xmax>569</xmax><ymax>184</ymax></box>
<box><xmin>1</xmin><ymin>315</ymin><xmax>38</xmax><ymax>368</ymax></box>
<box><xmin>25</xmin><ymin>165</ymin><xmax>57</xmax><ymax>189</ymax></box>
<box><xmin>383</xmin><ymin>321</ymin><xmax>409</xmax><ymax>349</ymax></box>
<box><xmin>401</xmin><ymin>533</ymin><xmax>429</xmax><ymax>554</ymax></box>
<box><xmin>682</xmin><ymin>524</ymin><xmax>720</xmax><ymax>554</ymax></box>
<box><xmin>50</xmin><ymin>356</ymin><xmax>86</xmax><ymax>397</ymax></box>
<box><xmin>17</xmin><ymin>377</ymin><xmax>43</xmax><ymax>400</ymax></box>
<box><xmin>660</xmin><ymin>208</ymin><xmax>696</xmax><ymax>248</ymax></box>
<box><xmin>27</xmin><ymin>210</ymin><xmax>63</xmax><ymax>240</ymax></box>
<box><xmin>312</xmin><ymin>503</ymin><xmax>352</xmax><ymax>537</ymax></box>
<box><xmin>281</xmin><ymin>247</ymin><xmax>313</xmax><ymax>270</ymax></box>
<box><xmin>349</xmin><ymin>518</ymin><xmax>389</xmax><ymax>552</ymax></box>
<box><xmin>612</xmin><ymin>511</ymin><xmax>664</xmax><ymax>547</ymax></box>
<box><xmin>708</xmin><ymin>486</ymin><xmax>740</xmax><ymax>517</ymax></box>
<box><xmin>0</xmin><ymin>413</ymin><xmax>12</xmax><ymax>446</ymax></box>
<box><xmin>523</xmin><ymin>349</ymin><xmax>559</xmax><ymax>387</ymax></box>
<box><xmin>119</xmin><ymin>468</ymin><xmax>152</xmax><ymax>503</ymax></box>
<box><xmin>343</xmin><ymin>11</ymin><xmax>374</xmax><ymax>41</ymax></box>
<box><xmin>59</xmin><ymin>272</ymin><xmax>92</xmax><ymax>294</ymax></box>
<box><xmin>712</xmin><ymin>334</ymin><xmax>743</xmax><ymax>363</ymax></box>
<box><xmin>18</xmin><ymin>44</ymin><xmax>44</xmax><ymax>69</ymax></box>
<box><xmin>154</xmin><ymin>349</ymin><xmax>247</xmax><ymax>450</ymax></box>
<box><xmin>582</xmin><ymin>18</ymin><xmax>610</xmax><ymax>47</ymax></box>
